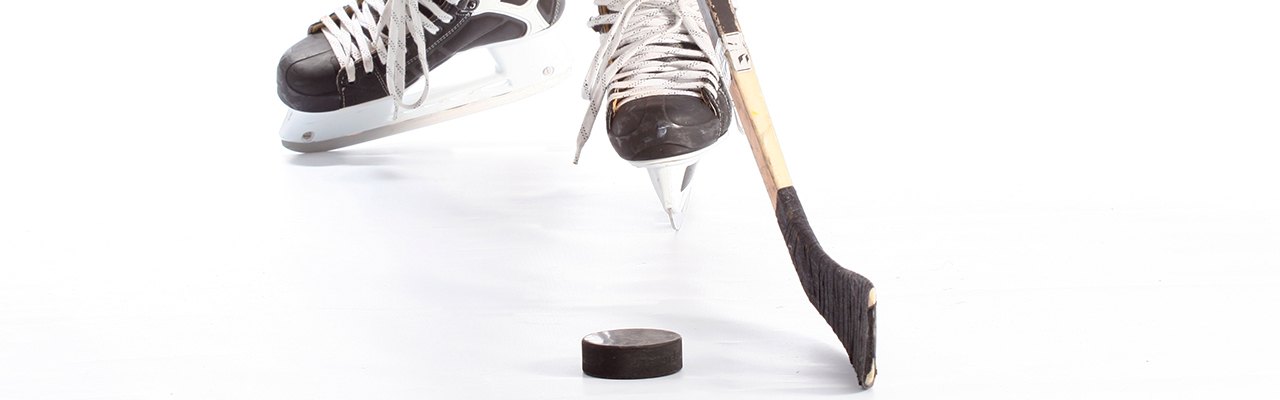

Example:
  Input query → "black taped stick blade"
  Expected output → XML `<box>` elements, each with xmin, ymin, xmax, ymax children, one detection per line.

<box><xmin>582</xmin><ymin>328</ymin><xmax>682</xmax><ymax>379</ymax></box>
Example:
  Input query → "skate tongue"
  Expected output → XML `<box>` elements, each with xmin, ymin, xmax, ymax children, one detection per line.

<box><xmin>309</xmin><ymin>4</ymin><xmax>361</xmax><ymax>34</ymax></box>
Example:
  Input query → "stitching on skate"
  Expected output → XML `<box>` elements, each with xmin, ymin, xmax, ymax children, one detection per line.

<box><xmin>426</xmin><ymin>13</ymin><xmax>472</xmax><ymax>56</ymax></box>
<box><xmin>396</xmin><ymin>12</ymin><xmax>469</xmax><ymax>73</ymax></box>
<box><xmin>550</xmin><ymin>0</ymin><xmax>561</xmax><ymax>26</ymax></box>
<box><xmin>374</xmin><ymin>70</ymin><xmax>389</xmax><ymax>99</ymax></box>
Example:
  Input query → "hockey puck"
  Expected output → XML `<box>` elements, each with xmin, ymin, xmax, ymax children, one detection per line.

<box><xmin>581</xmin><ymin>328</ymin><xmax>682</xmax><ymax>379</ymax></box>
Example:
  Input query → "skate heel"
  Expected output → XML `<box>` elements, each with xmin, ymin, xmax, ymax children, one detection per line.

<box><xmin>629</xmin><ymin>145</ymin><xmax>715</xmax><ymax>230</ymax></box>
<box><xmin>279</xmin><ymin>26</ymin><xmax>573</xmax><ymax>153</ymax></box>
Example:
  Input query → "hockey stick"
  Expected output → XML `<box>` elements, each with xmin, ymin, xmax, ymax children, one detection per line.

<box><xmin>697</xmin><ymin>0</ymin><xmax>878</xmax><ymax>388</ymax></box>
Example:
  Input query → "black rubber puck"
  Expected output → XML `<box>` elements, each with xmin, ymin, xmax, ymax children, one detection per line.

<box><xmin>581</xmin><ymin>328</ymin><xmax>682</xmax><ymax>379</ymax></box>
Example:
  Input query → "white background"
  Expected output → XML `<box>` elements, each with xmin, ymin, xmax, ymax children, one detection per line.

<box><xmin>3</xmin><ymin>1</ymin><xmax>1278</xmax><ymax>398</ymax></box>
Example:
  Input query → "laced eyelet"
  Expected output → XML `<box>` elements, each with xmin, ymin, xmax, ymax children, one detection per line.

<box><xmin>459</xmin><ymin>0</ymin><xmax>478</xmax><ymax>12</ymax></box>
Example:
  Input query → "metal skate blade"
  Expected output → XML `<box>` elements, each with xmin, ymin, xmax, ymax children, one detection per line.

<box><xmin>645</xmin><ymin>162</ymin><xmax>697</xmax><ymax>231</ymax></box>
<box><xmin>666</xmin><ymin>208</ymin><xmax>684</xmax><ymax>231</ymax></box>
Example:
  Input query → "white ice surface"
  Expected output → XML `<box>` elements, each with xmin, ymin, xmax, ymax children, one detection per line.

<box><xmin>3</xmin><ymin>1</ymin><xmax>1279</xmax><ymax>399</ymax></box>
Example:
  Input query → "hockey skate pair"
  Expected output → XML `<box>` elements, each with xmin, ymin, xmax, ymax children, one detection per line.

<box><xmin>276</xmin><ymin>0</ymin><xmax>732</xmax><ymax>229</ymax></box>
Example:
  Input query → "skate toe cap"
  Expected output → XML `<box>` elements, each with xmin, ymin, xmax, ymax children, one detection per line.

<box><xmin>608</xmin><ymin>95</ymin><xmax>728</xmax><ymax>161</ymax></box>
<box><xmin>278</xmin><ymin>33</ymin><xmax>342</xmax><ymax>98</ymax></box>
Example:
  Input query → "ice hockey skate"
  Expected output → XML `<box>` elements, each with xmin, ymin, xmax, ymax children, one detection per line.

<box><xmin>576</xmin><ymin>0</ymin><xmax>733</xmax><ymax>230</ymax></box>
<box><xmin>277</xmin><ymin>0</ymin><xmax>572</xmax><ymax>153</ymax></box>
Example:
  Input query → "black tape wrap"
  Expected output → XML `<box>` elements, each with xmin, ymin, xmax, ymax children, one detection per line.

<box><xmin>774</xmin><ymin>186</ymin><xmax>876</xmax><ymax>387</ymax></box>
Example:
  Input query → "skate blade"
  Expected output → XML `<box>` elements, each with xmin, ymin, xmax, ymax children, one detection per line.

<box><xmin>280</xmin><ymin>26</ymin><xmax>573</xmax><ymax>153</ymax></box>
<box><xmin>630</xmin><ymin>145</ymin><xmax>716</xmax><ymax>231</ymax></box>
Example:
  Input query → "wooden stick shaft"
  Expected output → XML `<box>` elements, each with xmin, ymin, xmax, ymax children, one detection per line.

<box><xmin>728</xmin><ymin>69</ymin><xmax>793</xmax><ymax>207</ymax></box>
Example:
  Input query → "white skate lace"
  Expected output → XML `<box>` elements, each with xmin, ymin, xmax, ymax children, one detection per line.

<box><xmin>575</xmin><ymin>0</ymin><xmax>727</xmax><ymax>164</ymax></box>
<box><xmin>316</xmin><ymin>0</ymin><xmax>463</xmax><ymax>110</ymax></box>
